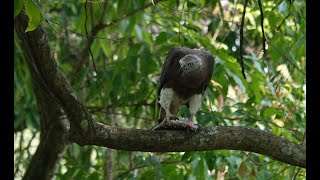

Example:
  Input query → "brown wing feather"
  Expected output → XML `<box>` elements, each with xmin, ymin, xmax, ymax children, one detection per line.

<box><xmin>158</xmin><ymin>47</ymin><xmax>189</xmax><ymax>96</ymax></box>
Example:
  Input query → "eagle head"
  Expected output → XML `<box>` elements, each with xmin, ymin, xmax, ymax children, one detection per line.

<box><xmin>179</xmin><ymin>54</ymin><xmax>202</xmax><ymax>76</ymax></box>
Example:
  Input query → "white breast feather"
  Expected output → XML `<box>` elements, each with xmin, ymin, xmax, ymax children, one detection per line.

<box><xmin>159</xmin><ymin>88</ymin><xmax>174</xmax><ymax>109</ymax></box>
<box><xmin>189</xmin><ymin>94</ymin><xmax>203</xmax><ymax>115</ymax></box>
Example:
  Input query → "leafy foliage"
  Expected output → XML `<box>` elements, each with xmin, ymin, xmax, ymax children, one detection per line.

<box><xmin>14</xmin><ymin>0</ymin><xmax>306</xmax><ymax>179</ymax></box>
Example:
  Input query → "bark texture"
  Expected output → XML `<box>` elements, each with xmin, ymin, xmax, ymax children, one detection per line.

<box><xmin>14</xmin><ymin>8</ymin><xmax>305</xmax><ymax>180</ymax></box>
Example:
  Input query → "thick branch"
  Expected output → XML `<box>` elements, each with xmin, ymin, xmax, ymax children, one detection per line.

<box><xmin>15</xmin><ymin>10</ymin><xmax>69</xmax><ymax>180</ymax></box>
<box><xmin>74</xmin><ymin>123</ymin><xmax>305</xmax><ymax>168</ymax></box>
<box><xmin>14</xmin><ymin>10</ymin><xmax>92</xmax><ymax>141</ymax></box>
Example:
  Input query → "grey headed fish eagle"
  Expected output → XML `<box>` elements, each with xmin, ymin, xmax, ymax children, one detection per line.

<box><xmin>157</xmin><ymin>47</ymin><xmax>214</xmax><ymax>130</ymax></box>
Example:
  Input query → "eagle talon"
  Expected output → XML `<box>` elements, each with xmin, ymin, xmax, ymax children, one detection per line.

<box><xmin>185</xmin><ymin>120</ymin><xmax>198</xmax><ymax>131</ymax></box>
<box><xmin>165</xmin><ymin>115</ymin><xmax>179</xmax><ymax>121</ymax></box>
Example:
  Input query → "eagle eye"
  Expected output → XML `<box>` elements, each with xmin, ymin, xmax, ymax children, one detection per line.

<box><xmin>188</xmin><ymin>62</ymin><xmax>193</xmax><ymax>66</ymax></box>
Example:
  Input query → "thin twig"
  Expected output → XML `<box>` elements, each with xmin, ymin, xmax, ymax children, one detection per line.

<box><xmin>242</xmin><ymin>151</ymin><xmax>274</xmax><ymax>166</ymax></box>
<box><xmin>70</xmin><ymin>0</ymin><xmax>164</xmax><ymax>81</ymax></box>
<box><xmin>25</xmin><ymin>131</ymin><xmax>38</xmax><ymax>157</ymax></box>
<box><xmin>116</xmin><ymin>164</ymin><xmax>147</xmax><ymax>178</ymax></box>
<box><xmin>267</xmin><ymin>165</ymin><xmax>290</xmax><ymax>180</ymax></box>
<box><xmin>84</xmin><ymin>0</ymin><xmax>104</xmax><ymax>88</ymax></box>
<box><xmin>257</xmin><ymin>0</ymin><xmax>266</xmax><ymax>53</ymax></box>
<box><xmin>196</xmin><ymin>2</ymin><xmax>211</xmax><ymax>13</ymax></box>
<box><xmin>47</xmin><ymin>21</ymin><xmax>121</xmax><ymax>40</ymax></box>
<box><xmin>116</xmin><ymin>160</ymin><xmax>181</xmax><ymax>178</ymax></box>
<box><xmin>70</xmin><ymin>0</ymin><xmax>109</xmax><ymax>83</ymax></box>
<box><xmin>45</xmin><ymin>19</ymin><xmax>57</xmax><ymax>33</ymax></box>
<box><xmin>14</xmin><ymin>131</ymin><xmax>38</xmax><ymax>176</ymax></box>
<box><xmin>89</xmin><ymin>3</ymin><xmax>95</xmax><ymax>29</ymax></box>
<box><xmin>100</xmin><ymin>0</ymin><xmax>167</xmax><ymax>29</ymax></box>
<box><xmin>268</xmin><ymin>41</ymin><xmax>305</xmax><ymax>75</ymax></box>
<box><xmin>81</xmin><ymin>0</ymin><xmax>109</xmax><ymax>57</ymax></box>
<box><xmin>217</xmin><ymin>0</ymin><xmax>238</xmax><ymax>51</ymax></box>
<box><xmin>264</xmin><ymin>0</ymin><xmax>282</xmax><ymax>18</ymax></box>
<box><xmin>14</xmin><ymin>132</ymin><xmax>24</xmax><ymax>176</ymax></box>
<box><xmin>182</xmin><ymin>1</ymin><xmax>188</xmax><ymax>46</ymax></box>
<box><xmin>32</xmin><ymin>0</ymin><xmax>213</xmax><ymax>46</ymax></box>
<box><xmin>178</xmin><ymin>2</ymin><xmax>185</xmax><ymax>45</ymax></box>
<box><xmin>33</xmin><ymin>0</ymin><xmax>157</xmax><ymax>43</ymax></box>
<box><xmin>211</xmin><ymin>19</ymin><xmax>224</xmax><ymax>45</ymax></box>
<box><xmin>300</xmin><ymin>130</ymin><xmax>306</xmax><ymax>144</ymax></box>
<box><xmin>160</xmin><ymin>2</ymin><xmax>188</xmax><ymax>13</ymax></box>
<box><xmin>276</xmin><ymin>14</ymin><xmax>291</xmax><ymax>31</ymax></box>
<box><xmin>90</xmin><ymin>110</ymin><xmax>153</xmax><ymax>121</ymax></box>
<box><xmin>292</xmin><ymin>167</ymin><xmax>302</xmax><ymax>180</ymax></box>
<box><xmin>292</xmin><ymin>130</ymin><xmax>305</xmax><ymax>178</ymax></box>
<box><xmin>152</xmin><ymin>2</ymin><xmax>172</xmax><ymax>26</ymax></box>
<box><xmin>32</xmin><ymin>0</ymin><xmax>124</xmax><ymax>42</ymax></box>
<box><xmin>239</xmin><ymin>0</ymin><xmax>248</xmax><ymax>79</ymax></box>
<box><xmin>223</xmin><ymin>116</ymin><xmax>243</xmax><ymax>120</ymax></box>
<box><xmin>290</xmin><ymin>166</ymin><xmax>297</xmax><ymax>179</ymax></box>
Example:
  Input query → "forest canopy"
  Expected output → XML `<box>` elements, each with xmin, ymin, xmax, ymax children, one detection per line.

<box><xmin>14</xmin><ymin>0</ymin><xmax>306</xmax><ymax>179</ymax></box>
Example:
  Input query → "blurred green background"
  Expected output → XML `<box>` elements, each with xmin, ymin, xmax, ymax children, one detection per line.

<box><xmin>14</xmin><ymin>0</ymin><xmax>306</xmax><ymax>179</ymax></box>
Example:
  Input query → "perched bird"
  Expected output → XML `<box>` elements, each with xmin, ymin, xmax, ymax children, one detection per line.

<box><xmin>157</xmin><ymin>47</ymin><xmax>214</xmax><ymax>130</ymax></box>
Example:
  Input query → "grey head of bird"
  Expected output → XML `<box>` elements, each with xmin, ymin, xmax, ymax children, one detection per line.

<box><xmin>179</xmin><ymin>54</ymin><xmax>202</xmax><ymax>77</ymax></box>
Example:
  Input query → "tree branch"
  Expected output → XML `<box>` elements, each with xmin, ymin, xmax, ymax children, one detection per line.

<box><xmin>257</xmin><ymin>0</ymin><xmax>266</xmax><ymax>53</ymax></box>
<box><xmin>15</xmin><ymin>9</ymin><xmax>69</xmax><ymax>180</ymax></box>
<box><xmin>239</xmin><ymin>0</ymin><xmax>248</xmax><ymax>79</ymax></box>
<box><xmin>276</xmin><ymin>13</ymin><xmax>291</xmax><ymax>31</ymax></box>
<box><xmin>84</xmin><ymin>0</ymin><xmax>104</xmax><ymax>88</ymax></box>
<box><xmin>74</xmin><ymin>123</ymin><xmax>305</xmax><ymax>168</ymax></box>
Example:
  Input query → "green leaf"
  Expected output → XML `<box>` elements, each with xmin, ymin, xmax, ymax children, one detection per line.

<box><xmin>192</xmin><ymin>155</ymin><xmax>209</xmax><ymax>179</ymax></box>
<box><xmin>218</xmin><ymin>51</ymin><xmax>237</xmax><ymax>63</ymax></box>
<box><xmin>162</xmin><ymin>164</ymin><xmax>184</xmax><ymax>180</ymax></box>
<box><xmin>268</xmin><ymin>13</ymin><xmax>278</xmax><ymax>29</ymax></box>
<box><xmin>128</xmin><ymin>44</ymin><xmax>142</xmax><ymax>56</ymax></box>
<box><xmin>25</xmin><ymin>0</ymin><xmax>41</xmax><ymax>32</ymax></box>
<box><xmin>181</xmin><ymin>152</ymin><xmax>193</xmax><ymax>162</ymax></box>
<box><xmin>278</xmin><ymin>0</ymin><xmax>288</xmax><ymax>13</ymax></box>
<box><xmin>140</xmin><ymin>54</ymin><xmax>157</xmax><ymax>75</ymax></box>
<box><xmin>263</xmin><ymin>108</ymin><xmax>277</xmax><ymax>118</ymax></box>
<box><xmin>140</xmin><ymin>169</ymin><xmax>155</xmax><ymax>179</ymax></box>
<box><xmin>250</xmin><ymin>78</ymin><xmax>262</xmax><ymax>103</ymax></box>
<box><xmin>87</xmin><ymin>172</ymin><xmax>102</xmax><ymax>180</ymax></box>
<box><xmin>99</xmin><ymin>40</ymin><xmax>111</xmax><ymax>56</ymax></box>
<box><xmin>134</xmin><ymin>25</ymin><xmax>143</xmax><ymax>40</ymax></box>
<box><xmin>294</xmin><ymin>35</ymin><xmax>306</xmax><ymax>51</ymax></box>
<box><xmin>155</xmin><ymin>32</ymin><xmax>168</xmax><ymax>45</ymax></box>
<box><xmin>14</xmin><ymin>0</ymin><xmax>24</xmax><ymax>18</ymax></box>
<box><xmin>62</xmin><ymin>167</ymin><xmax>78</xmax><ymax>178</ymax></box>
<box><xmin>154</xmin><ymin>161</ymin><xmax>162</xmax><ymax>180</ymax></box>
<box><xmin>226</xmin><ymin>69</ymin><xmax>246</xmax><ymax>92</ymax></box>
<box><xmin>14</xmin><ymin>115</ymin><xmax>24</xmax><ymax>129</ymax></box>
